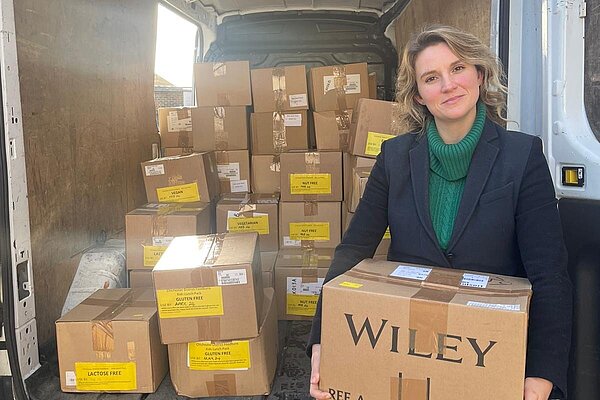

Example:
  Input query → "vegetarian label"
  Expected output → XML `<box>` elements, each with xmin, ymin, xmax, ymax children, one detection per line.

<box><xmin>143</xmin><ymin>245</ymin><xmax>168</xmax><ymax>267</ymax></box>
<box><xmin>227</xmin><ymin>214</ymin><xmax>270</xmax><ymax>235</ymax></box>
<box><xmin>188</xmin><ymin>341</ymin><xmax>250</xmax><ymax>370</ymax></box>
<box><xmin>156</xmin><ymin>182</ymin><xmax>200</xmax><ymax>202</ymax></box>
<box><xmin>156</xmin><ymin>287</ymin><xmax>224</xmax><ymax>318</ymax></box>
<box><xmin>286</xmin><ymin>277</ymin><xmax>324</xmax><ymax>316</ymax></box>
<box><xmin>290</xmin><ymin>173</ymin><xmax>332</xmax><ymax>195</ymax></box>
<box><xmin>74</xmin><ymin>362</ymin><xmax>137</xmax><ymax>391</ymax></box>
<box><xmin>289</xmin><ymin>222</ymin><xmax>330</xmax><ymax>241</ymax></box>
<box><xmin>390</xmin><ymin>265</ymin><xmax>432</xmax><ymax>281</ymax></box>
<box><xmin>289</xmin><ymin>94</ymin><xmax>308</xmax><ymax>108</ymax></box>
<box><xmin>365</xmin><ymin>131</ymin><xmax>395</xmax><ymax>156</ymax></box>
<box><xmin>323</xmin><ymin>74</ymin><xmax>361</xmax><ymax>95</ymax></box>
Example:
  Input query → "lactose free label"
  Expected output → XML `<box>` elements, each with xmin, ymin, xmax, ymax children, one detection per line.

<box><xmin>289</xmin><ymin>174</ymin><xmax>332</xmax><ymax>195</ymax></box>
<box><xmin>143</xmin><ymin>245</ymin><xmax>167</xmax><ymax>267</ymax></box>
<box><xmin>156</xmin><ymin>287</ymin><xmax>224</xmax><ymax>318</ymax></box>
<box><xmin>365</xmin><ymin>131</ymin><xmax>395</xmax><ymax>156</ymax></box>
<box><xmin>156</xmin><ymin>182</ymin><xmax>201</xmax><ymax>202</ymax></box>
<box><xmin>188</xmin><ymin>341</ymin><xmax>251</xmax><ymax>370</ymax></box>
<box><xmin>74</xmin><ymin>362</ymin><xmax>137</xmax><ymax>391</ymax></box>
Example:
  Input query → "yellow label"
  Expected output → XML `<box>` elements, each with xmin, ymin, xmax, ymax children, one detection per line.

<box><xmin>188</xmin><ymin>341</ymin><xmax>251</xmax><ymax>371</ymax></box>
<box><xmin>339</xmin><ymin>281</ymin><xmax>363</xmax><ymax>289</ymax></box>
<box><xmin>290</xmin><ymin>173</ymin><xmax>332</xmax><ymax>195</ymax></box>
<box><xmin>156</xmin><ymin>182</ymin><xmax>200</xmax><ymax>202</ymax></box>
<box><xmin>365</xmin><ymin>131</ymin><xmax>395</xmax><ymax>156</ymax></box>
<box><xmin>228</xmin><ymin>215</ymin><xmax>269</xmax><ymax>235</ymax></box>
<box><xmin>383</xmin><ymin>227</ymin><xmax>391</xmax><ymax>239</ymax></box>
<box><xmin>289</xmin><ymin>222</ymin><xmax>330</xmax><ymax>241</ymax></box>
<box><xmin>74</xmin><ymin>362</ymin><xmax>137</xmax><ymax>391</ymax></box>
<box><xmin>143</xmin><ymin>245</ymin><xmax>167</xmax><ymax>267</ymax></box>
<box><xmin>286</xmin><ymin>294</ymin><xmax>319</xmax><ymax>316</ymax></box>
<box><xmin>156</xmin><ymin>287</ymin><xmax>223</xmax><ymax>318</ymax></box>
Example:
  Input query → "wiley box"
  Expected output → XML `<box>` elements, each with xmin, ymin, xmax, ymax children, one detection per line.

<box><xmin>215</xmin><ymin>150</ymin><xmax>251</xmax><ymax>194</ymax></box>
<box><xmin>279</xmin><ymin>202</ymin><xmax>341</xmax><ymax>249</ymax></box>
<box><xmin>279</xmin><ymin>151</ymin><xmax>343</xmax><ymax>202</ymax></box>
<box><xmin>194</xmin><ymin>61</ymin><xmax>252</xmax><ymax>107</ymax></box>
<box><xmin>251</xmin><ymin>111</ymin><xmax>309</xmax><ymax>154</ymax></box>
<box><xmin>309</xmin><ymin>63</ymin><xmax>369</xmax><ymax>112</ymax></box>
<box><xmin>251</xmin><ymin>65</ymin><xmax>309</xmax><ymax>112</ymax></box>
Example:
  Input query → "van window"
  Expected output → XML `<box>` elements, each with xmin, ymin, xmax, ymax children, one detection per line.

<box><xmin>584</xmin><ymin>0</ymin><xmax>600</xmax><ymax>141</ymax></box>
<box><xmin>155</xmin><ymin>4</ymin><xmax>198</xmax><ymax>107</ymax></box>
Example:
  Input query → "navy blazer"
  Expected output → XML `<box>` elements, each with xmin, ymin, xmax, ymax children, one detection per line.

<box><xmin>308</xmin><ymin>119</ymin><xmax>572</xmax><ymax>395</ymax></box>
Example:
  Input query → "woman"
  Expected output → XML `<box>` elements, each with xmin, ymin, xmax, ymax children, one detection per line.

<box><xmin>308</xmin><ymin>25</ymin><xmax>572</xmax><ymax>400</ymax></box>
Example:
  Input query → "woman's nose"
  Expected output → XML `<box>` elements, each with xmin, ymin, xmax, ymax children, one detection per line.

<box><xmin>441</xmin><ymin>76</ymin><xmax>458</xmax><ymax>92</ymax></box>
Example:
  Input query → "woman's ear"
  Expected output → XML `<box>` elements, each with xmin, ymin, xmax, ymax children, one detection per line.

<box><xmin>415</xmin><ymin>95</ymin><xmax>425</xmax><ymax>106</ymax></box>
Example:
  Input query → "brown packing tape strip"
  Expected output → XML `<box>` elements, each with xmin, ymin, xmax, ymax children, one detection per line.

<box><xmin>176</xmin><ymin>108</ymin><xmax>191</xmax><ymax>121</ymax></box>
<box><xmin>190</xmin><ymin>263</ymin><xmax>222</xmax><ymax>340</ymax></box>
<box><xmin>270</xmin><ymin>155</ymin><xmax>281</xmax><ymax>172</ymax></box>
<box><xmin>335</xmin><ymin>110</ymin><xmax>351</xmax><ymax>150</ymax></box>
<box><xmin>216</xmin><ymin>151</ymin><xmax>229</xmax><ymax>165</ymax></box>
<box><xmin>206</xmin><ymin>373</ymin><xmax>237</xmax><ymax>396</ymax></box>
<box><xmin>301</xmin><ymin>201</ymin><xmax>319</xmax><ymax>250</ymax></box>
<box><xmin>304</xmin><ymin>152</ymin><xmax>321</xmax><ymax>202</ymax></box>
<box><xmin>409</xmin><ymin>288</ymin><xmax>453</xmax><ymax>355</ymax></box>
<box><xmin>214</xmin><ymin>106</ymin><xmax>229</xmax><ymax>150</ymax></box>
<box><xmin>272</xmin><ymin>67</ymin><xmax>287</xmax><ymax>111</ymax></box>
<box><xmin>156</xmin><ymin>203</ymin><xmax>184</xmax><ymax>216</ymax></box>
<box><xmin>151</xmin><ymin>214</ymin><xmax>168</xmax><ymax>237</ymax></box>
<box><xmin>301</xmin><ymin>248</ymin><xmax>319</xmax><ymax>283</ymax></box>
<box><xmin>332</xmin><ymin>65</ymin><xmax>348</xmax><ymax>110</ymax></box>
<box><xmin>390</xmin><ymin>375</ymin><xmax>430</xmax><ymax>400</ymax></box>
<box><xmin>213</xmin><ymin>62</ymin><xmax>227</xmax><ymax>77</ymax></box>
<box><xmin>272</xmin><ymin>112</ymin><xmax>288</xmax><ymax>153</ymax></box>
<box><xmin>178</xmin><ymin>132</ymin><xmax>191</xmax><ymax>148</ymax></box>
<box><xmin>204</xmin><ymin>234</ymin><xmax>226</xmax><ymax>266</ymax></box>
<box><xmin>390</xmin><ymin>102</ymin><xmax>403</xmax><ymax>135</ymax></box>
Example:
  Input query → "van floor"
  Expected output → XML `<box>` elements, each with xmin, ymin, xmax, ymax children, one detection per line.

<box><xmin>26</xmin><ymin>321</ymin><xmax>313</xmax><ymax>400</ymax></box>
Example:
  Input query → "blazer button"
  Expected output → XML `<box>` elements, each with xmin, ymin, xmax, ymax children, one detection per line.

<box><xmin>445</xmin><ymin>252</ymin><xmax>455</xmax><ymax>260</ymax></box>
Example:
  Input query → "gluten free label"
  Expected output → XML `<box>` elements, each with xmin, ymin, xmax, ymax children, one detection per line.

<box><xmin>289</xmin><ymin>222</ymin><xmax>330</xmax><ymax>241</ymax></box>
<box><xmin>188</xmin><ymin>341</ymin><xmax>251</xmax><ymax>370</ymax></box>
<box><xmin>156</xmin><ymin>287</ymin><xmax>224</xmax><ymax>318</ymax></box>
<box><xmin>156</xmin><ymin>182</ymin><xmax>200</xmax><ymax>202</ymax></box>
<box><xmin>227</xmin><ymin>215</ymin><xmax>269</xmax><ymax>235</ymax></box>
<box><xmin>289</xmin><ymin>173</ymin><xmax>332</xmax><ymax>195</ymax></box>
<box><xmin>74</xmin><ymin>362</ymin><xmax>137</xmax><ymax>391</ymax></box>
<box><xmin>365</xmin><ymin>131</ymin><xmax>395</xmax><ymax>156</ymax></box>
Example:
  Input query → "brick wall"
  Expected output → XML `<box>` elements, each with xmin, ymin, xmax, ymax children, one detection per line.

<box><xmin>154</xmin><ymin>87</ymin><xmax>184</xmax><ymax>108</ymax></box>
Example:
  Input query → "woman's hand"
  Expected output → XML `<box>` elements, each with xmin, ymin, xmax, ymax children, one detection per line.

<box><xmin>523</xmin><ymin>377</ymin><xmax>553</xmax><ymax>400</ymax></box>
<box><xmin>309</xmin><ymin>344</ymin><xmax>332</xmax><ymax>399</ymax></box>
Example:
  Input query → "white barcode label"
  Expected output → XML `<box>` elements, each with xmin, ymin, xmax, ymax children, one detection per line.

<box><xmin>167</xmin><ymin>110</ymin><xmax>192</xmax><ymax>132</ymax></box>
<box><xmin>389</xmin><ymin>265</ymin><xmax>432</xmax><ymax>281</ymax></box>
<box><xmin>65</xmin><ymin>371</ymin><xmax>76</xmax><ymax>386</ymax></box>
<box><xmin>323</xmin><ymin>73</ymin><xmax>361</xmax><ymax>95</ymax></box>
<box><xmin>287</xmin><ymin>277</ymin><xmax>324</xmax><ymax>295</ymax></box>
<box><xmin>230</xmin><ymin>179</ymin><xmax>249</xmax><ymax>193</ymax></box>
<box><xmin>217</xmin><ymin>269</ymin><xmax>248</xmax><ymax>286</ymax></box>
<box><xmin>145</xmin><ymin>164</ymin><xmax>165</xmax><ymax>176</ymax></box>
<box><xmin>461</xmin><ymin>273</ymin><xmax>490</xmax><ymax>288</ymax></box>
<box><xmin>284</xmin><ymin>114</ymin><xmax>302</xmax><ymax>127</ymax></box>
<box><xmin>152</xmin><ymin>236</ymin><xmax>174</xmax><ymax>247</ymax></box>
<box><xmin>289</xmin><ymin>94</ymin><xmax>308</xmax><ymax>108</ymax></box>
<box><xmin>466</xmin><ymin>301</ymin><xmax>521</xmax><ymax>312</ymax></box>
<box><xmin>283</xmin><ymin>236</ymin><xmax>301</xmax><ymax>247</ymax></box>
<box><xmin>217</xmin><ymin>162</ymin><xmax>240</xmax><ymax>181</ymax></box>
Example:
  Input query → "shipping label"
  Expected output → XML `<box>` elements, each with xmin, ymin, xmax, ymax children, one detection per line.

<box><xmin>389</xmin><ymin>265</ymin><xmax>432</xmax><ymax>281</ymax></box>
<box><xmin>156</xmin><ymin>287</ymin><xmax>224</xmax><ymax>318</ymax></box>
<box><xmin>365</xmin><ymin>131</ymin><xmax>396</xmax><ymax>156</ymax></box>
<box><xmin>289</xmin><ymin>93</ymin><xmax>308</xmax><ymax>108</ymax></box>
<box><xmin>461</xmin><ymin>273</ymin><xmax>490</xmax><ymax>289</ymax></box>
<box><xmin>217</xmin><ymin>162</ymin><xmax>241</xmax><ymax>181</ymax></box>
<box><xmin>145</xmin><ymin>164</ymin><xmax>165</xmax><ymax>176</ymax></box>
<box><xmin>323</xmin><ymin>73</ymin><xmax>361</xmax><ymax>95</ymax></box>
<box><xmin>284</xmin><ymin>113</ymin><xmax>303</xmax><ymax>127</ymax></box>
<box><xmin>466</xmin><ymin>301</ymin><xmax>521</xmax><ymax>312</ymax></box>
<box><xmin>289</xmin><ymin>173</ymin><xmax>332</xmax><ymax>195</ymax></box>
<box><xmin>156</xmin><ymin>182</ymin><xmax>201</xmax><ymax>202</ymax></box>
<box><xmin>289</xmin><ymin>222</ymin><xmax>330</xmax><ymax>241</ymax></box>
<box><xmin>230</xmin><ymin>179</ymin><xmax>248</xmax><ymax>193</ymax></box>
<box><xmin>167</xmin><ymin>110</ymin><xmax>192</xmax><ymax>132</ymax></box>
<box><xmin>152</xmin><ymin>236</ymin><xmax>174</xmax><ymax>247</ymax></box>
<box><xmin>286</xmin><ymin>277</ymin><xmax>324</xmax><ymax>316</ymax></box>
<box><xmin>227</xmin><ymin>213</ymin><xmax>270</xmax><ymax>235</ymax></box>
<box><xmin>74</xmin><ymin>362</ymin><xmax>137</xmax><ymax>391</ymax></box>
<box><xmin>188</xmin><ymin>341</ymin><xmax>251</xmax><ymax>370</ymax></box>
<box><xmin>283</xmin><ymin>236</ymin><xmax>302</xmax><ymax>247</ymax></box>
<box><xmin>217</xmin><ymin>269</ymin><xmax>248</xmax><ymax>286</ymax></box>
<box><xmin>143</xmin><ymin>245</ymin><xmax>168</xmax><ymax>267</ymax></box>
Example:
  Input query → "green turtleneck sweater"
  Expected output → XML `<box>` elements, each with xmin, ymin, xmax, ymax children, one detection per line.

<box><xmin>428</xmin><ymin>102</ymin><xmax>486</xmax><ymax>250</ymax></box>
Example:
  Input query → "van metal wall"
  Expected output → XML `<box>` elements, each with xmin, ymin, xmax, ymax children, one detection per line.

<box><xmin>13</xmin><ymin>1</ymin><xmax>158</xmax><ymax>346</ymax></box>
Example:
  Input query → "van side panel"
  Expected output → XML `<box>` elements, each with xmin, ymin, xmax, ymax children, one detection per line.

<box><xmin>14</xmin><ymin>0</ymin><xmax>158</xmax><ymax>347</ymax></box>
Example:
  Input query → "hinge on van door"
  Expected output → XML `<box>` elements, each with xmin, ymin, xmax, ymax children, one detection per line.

<box><xmin>579</xmin><ymin>2</ymin><xmax>587</xmax><ymax>18</ymax></box>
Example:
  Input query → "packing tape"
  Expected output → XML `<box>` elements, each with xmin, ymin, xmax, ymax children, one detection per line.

<box><xmin>127</xmin><ymin>341</ymin><xmax>136</xmax><ymax>361</ymax></box>
<box><xmin>270</xmin><ymin>155</ymin><xmax>281</xmax><ymax>172</ymax></box>
<box><xmin>216</xmin><ymin>151</ymin><xmax>229</xmax><ymax>165</ymax></box>
<box><xmin>303</xmin><ymin>152</ymin><xmax>321</xmax><ymax>202</ymax></box>
<box><xmin>151</xmin><ymin>214</ymin><xmax>168</xmax><ymax>237</ymax></box>
<box><xmin>272</xmin><ymin>67</ymin><xmax>287</xmax><ymax>111</ymax></box>
<box><xmin>190</xmin><ymin>266</ymin><xmax>222</xmax><ymax>340</ymax></box>
<box><xmin>409</xmin><ymin>288</ymin><xmax>454</xmax><ymax>355</ymax></box>
<box><xmin>390</xmin><ymin>374</ymin><xmax>430</xmax><ymax>400</ymax></box>
<box><xmin>204</xmin><ymin>234</ymin><xmax>226</xmax><ymax>266</ymax></box>
<box><xmin>272</xmin><ymin>112</ymin><xmax>288</xmax><ymax>153</ymax></box>
<box><xmin>332</xmin><ymin>66</ymin><xmax>348</xmax><ymax>110</ymax></box>
<box><xmin>301</xmin><ymin>248</ymin><xmax>319</xmax><ymax>283</ymax></box>
<box><xmin>206</xmin><ymin>373</ymin><xmax>237</xmax><ymax>396</ymax></box>
<box><xmin>213</xmin><ymin>62</ymin><xmax>227</xmax><ymax>77</ymax></box>
<box><xmin>178</xmin><ymin>132</ymin><xmax>191</xmax><ymax>148</ymax></box>
<box><xmin>335</xmin><ymin>110</ymin><xmax>351</xmax><ymax>150</ymax></box>
<box><xmin>301</xmin><ymin>201</ymin><xmax>319</xmax><ymax>250</ymax></box>
<box><xmin>214</xmin><ymin>107</ymin><xmax>229</xmax><ymax>150</ymax></box>
<box><xmin>156</xmin><ymin>203</ymin><xmax>184</xmax><ymax>216</ymax></box>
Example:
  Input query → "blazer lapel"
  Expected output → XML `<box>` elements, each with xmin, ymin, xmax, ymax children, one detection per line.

<box><xmin>446</xmin><ymin>120</ymin><xmax>500</xmax><ymax>251</ymax></box>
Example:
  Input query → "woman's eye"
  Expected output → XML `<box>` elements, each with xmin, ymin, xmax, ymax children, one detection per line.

<box><xmin>454</xmin><ymin>65</ymin><xmax>465</xmax><ymax>72</ymax></box>
<box><xmin>424</xmin><ymin>76</ymin><xmax>436</xmax><ymax>83</ymax></box>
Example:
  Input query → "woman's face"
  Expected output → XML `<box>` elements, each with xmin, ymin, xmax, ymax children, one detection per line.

<box><xmin>414</xmin><ymin>42</ymin><xmax>483</xmax><ymax>126</ymax></box>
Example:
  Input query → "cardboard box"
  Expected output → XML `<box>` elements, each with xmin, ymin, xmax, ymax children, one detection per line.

<box><xmin>279</xmin><ymin>152</ymin><xmax>342</xmax><ymax>202</ymax></box>
<box><xmin>56</xmin><ymin>288</ymin><xmax>168</xmax><ymax>393</ymax></box>
<box><xmin>216</xmin><ymin>193</ymin><xmax>279</xmax><ymax>252</ymax></box>
<box><xmin>342</xmin><ymin>205</ymin><xmax>390</xmax><ymax>256</ymax></box>
<box><xmin>215</xmin><ymin>150</ymin><xmax>251</xmax><ymax>194</ymax></box>
<box><xmin>129</xmin><ymin>270</ymin><xmax>153</xmax><ymax>288</ymax></box>
<box><xmin>279</xmin><ymin>202</ymin><xmax>341</xmax><ymax>249</ymax></box>
<box><xmin>125</xmin><ymin>202</ymin><xmax>213</xmax><ymax>270</ymax></box>
<box><xmin>368</xmin><ymin>72</ymin><xmax>377</xmax><ymax>99</ymax></box>
<box><xmin>347</xmin><ymin>98</ymin><xmax>404</xmax><ymax>158</ymax></box>
<box><xmin>347</xmin><ymin>167</ymin><xmax>371</xmax><ymax>212</ymax></box>
<box><xmin>261</xmin><ymin>251</ymin><xmax>278</xmax><ymax>288</ymax></box>
<box><xmin>194</xmin><ymin>61</ymin><xmax>252</xmax><ymax>107</ymax></box>
<box><xmin>251</xmin><ymin>111</ymin><xmax>309</xmax><ymax>154</ymax></box>
<box><xmin>168</xmin><ymin>288</ymin><xmax>278</xmax><ymax>397</ymax></box>
<box><xmin>251</xmin><ymin>155</ymin><xmax>281</xmax><ymax>194</ymax></box>
<box><xmin>251</xmin><ymin>65</ymin><xmax>309</xmax><ymax>112</ymax></box>
<box><xmin>274</xmin><ymin>248</ymin><xmax>333</xmax><ymax>320</ymax></box>
<box><xmin>141</xmin><ymin>152</ymin><xmax>220</xmax><ymax>203</ymax></box>
<box><xmin>343</xmin><ymin>153</ymin><xmax>375</xmax><ymax>207</ymax></box>
<box><xmin>158</xmin><ymin>107</ymin><xmax>194</xmax><ymax>148</ymax></box>
<box><xmin>309</xmin><ymin>63</ymin><xmax>369</xmax><ymax>112</ymax></box>
<box><xmin>320</xmin><ymin>259</ymin><xmax>532</xmax><ymax>400</ymax></box>
<box><xmin>313</xmin><ymin>110</ymin><xmax>353</xmax><ymax>151</ymax></box>
<box><xmin>162</xmin><ymin>147</ymin><xmax>193</xmax><ymax>157</ymax></box>
<box><xmin>192</xmin><ymin>106</ymin><xmax>249</xmax><ymax>151</ymax></box>
<box><xmin>153</xmin><ymin>233</ymin><xmax>263</xmax><ymax>343</ymax></box>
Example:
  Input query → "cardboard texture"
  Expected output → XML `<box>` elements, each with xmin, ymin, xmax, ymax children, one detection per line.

<box><xmin>251</xmin><ymin>65</ymin><xmax>309</xmax><ymax>112</ymax></box>
<box><xmin>251</xmin><ymin>154</ymin><xmax>281</xmax><ymax>194</ymax></box>
<box><xmin>342</xmin><ymin>205</ymin><xmax>390</xmax><ymax>256</ymax></box>
<box><xmin>280</xmin><ymin>152</ymin><xmax>343</xmax><ymax>202</ymax></box>
<box><xmin>56</xmin><ymin>288</ymin><xmax>168</xmax><ymax>393</ymax></box>
<box><xmin>129</xmin><ymin>270</ymin><xmax>153</xmax><ymax>288</ymax></box>
<box><xmin>251</xmin><ymin>111</ymin><xmax>309</xmax><ymax>154</ymax></box>
<box><xmin>125</xmin><ymin>202</ymin><xmax>213</xmax><ymax>270</ymax></box>
<box><xmin>260</xmin><ymin>251</ymin><xmax>278</xmax><ymax>288</ymax></box>
<box><xmin>313</xmin><ymin>110</ymin><xmax>354</xmax><ymax>151</ymax></box>
<box><xmin>162</xmin><ymin>147</ymin><xmax>193</xmax><ymax>157</ymax></box>
<box><xmin>343</xmin><ymin>153</ymin><xmax>376</xmax><ymax>207</ymax></box>
<box><xmin>274</xmin><ymin>248</ymin><xmax>333</xmax><ymax>320</ymax></box>
<box><xmin>215</xmin><ymin>150</ymin><xmax>251</xmax><ymax>194</ymax></box>
<box><xmin>368</xmin><ymin>72</ymin><xmax>377</xmax><ymax>99</ymax></box>
<box><xmin>320</xmin><ymin>259</ymin><xmax>532</xmax><ymax>400</ymax></box>
<box><xmin>279</xmin><ymin>202</ymin><xmax>341</xmax><ymax>249</ymax></box>
<box><xmin>194</xmin><ymin>61</ymin><xmax>252</xmax><ymax>107</ymax></box>
<box><xmin>216</xmin><ymin>193</ymin><xmax>279</xmax><ymax>252</ymax></box>
<box><xmin>158</xmin><ymin>107</ymin><xmax>194</xmax><ymax>148</ymax></box>
<box><xmin>141</xmin><ymin>152</ymin><xmax>220</xmax><ymax>204</ymax></box>
<box><xmin>192</xmin><ymin>106</ymin><xmax>249</xmax><ymax>151</ymax></box>
<box><xmin>152</xmin><ymin>233</ymin><xmax>263</xmax><ymax>343</ymax></box>
<box><xmin>347</xmin><ymin>167</ymin><xmax>372</xmax><ymax>212</ymax></box>
<box><xmin>348</xmin><ymin>98</ymin><xmax>404</xmax><ymax>158</ymax></box>
<box><xmin>168</xmin><ymin>288</ymin><xmax>278</xmax><ymax>397</ymax></box>
<box><xmin>309</xmin><ymin>63</ymin><xmax>369</xmax><ymax>112</ymax></box>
